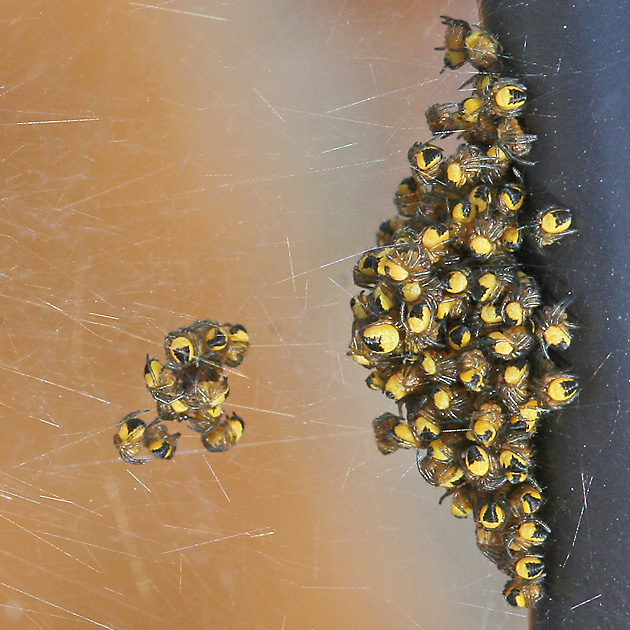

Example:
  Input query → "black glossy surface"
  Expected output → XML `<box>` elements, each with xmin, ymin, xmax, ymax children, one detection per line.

<box><xmin>480</xmin><ymin>1</ymin><xmax>630</xmax><ymax>628</ymax></box>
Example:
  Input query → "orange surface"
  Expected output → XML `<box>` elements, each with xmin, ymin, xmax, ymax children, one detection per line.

<box><xmin>0</xmin><ymin>2</ymin><xmax>526</xmax><ymax>628</ymax></box>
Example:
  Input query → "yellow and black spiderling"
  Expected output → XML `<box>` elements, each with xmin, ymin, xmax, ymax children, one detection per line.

<box><xmin>478</xmin><ymin>501</ymin><xmax>507</xmax><ymax>530</ymax></box>
<box><xmin>468</xmin><ymin>402</ymin><xmax>503</xmax><ymax>446</ymax></box>
<box><xmin>488</xmin><ymin>77</ymin><xmax>528</xmax><ymax>118</ymax></box>
<box><xmin>144</xmin><ymin>357</ymin><xmax>183</xmax><ymax>407</ymax></box>
<box><xmin>509</xmin><ymin>482</ymin><xmax>544</xmax><ymax>518</ymax></box>
<box><xmin>496</xmin><ymin>118</ymin><xmax>538</xmax><ymax>163</ymax></box>
<box><xmin>514</xmin><ymin>555</ymin><xmax>545</xmax><ymax>581</ymax></box>
<box><xmin>426</xmin><ymin>101</ymin><xmax>465</xmax><ymax>135</ymax></box>
<box><xmin>384</xmin><ymin>364</ymin><xmax>426</xmax><ymax>401</ymax></box>
<box><xmin>394</xmin><ymin>177</ymin><xmax>425</xmax><ymax>217</ymax></box>
<box><xmin>437</xmin><ymin>16</ymin><xmax>470</xmax><ymax>71</ymax></box>
<box><xmin>223</xmin><ymin>324</ymin><xmax>250</xmax><ymax>367</ymax></box>
<box><xmin>354</xmin><ymin>252</ymin><xmax>382</xmax><ymax>288</ymax></box>
<box><xmin>499</xmin><ymin>440</ymin><xmax>533</xmax><ymax>485</ymax></box>
<box><xmin>143</xmin><ymin>420</ymin><xmax>180</xmax><ymax>460</ymax></box>
<box><xmin>465</xmin><ymin>24</ymin><xmax>502</xmax><ymax>71</ymax></box>
<box><xmin>535</xmin><ymin>300</ymin><xmax>575</xmax><ymax>356</ymax></box>
<box><xmin>362</xmin><ymin>322</ymin><xmax>402</xmax><ymax>354</ymax></box>
<box><xmin>533</xmin><ymin>206</ymin><xmax>574</xmax><ymax>247</ymax></box>
<box><xmin>458</xmin><ymin>348</ymin><xmax>489</xmax><ymax>391</ymax></box>
<box><xmin>449</xmin><ymin>488</ymin><xmax>474</xmax><ymax>518</ymax></box>
<box><xmin>349</xmin><ymin>16</ymin><xmax>579</xmax><ymax>608</ymax></box>
<box><xmin>408</xmin><ymin>142</ymin><xmax>444</xmax><ymax>183</ymax></box>
<box><xmin>506</xmin><ymin>519</ymin><xmax>551</xmax><ymax>555</ymax></box>
<box><xmin>114</xmin><ymin>410</ymin><xmax>152</xmax><ymax>465</ymax></box>
<box><xmin>115</xmin><ymin>319</ymin><xmax>250</xmax><ymax>464</ymax></box>
<box><xmin>537</xmin><ymin>372</ymin><xmax>580</xmax><ymax>409</ymax></box>
<box><xmin>463</xmin><ymin>444</ymin><xmax>494</xmax><ymax>479</ymax></box>
<box><xmin>485</xmin><ymin>324</ymin><xmax>534</xmax><ymax>361</ymax></box>
<box><xmin>373</xmin><ymin>412</ymin><xmax>421</xmax><ymax>454</ymax></box>
<box><xmin>200</xmin><ymin>412</ymin><xmax>245</xmax><ymax>452</ymax></box>
<box><xmin>496</xmin><ymin>359</ymin><xmax>531</xmax><ymax>412</ymax></box>
<box><xmin>503</xmin><ymin>580</ymin><xmax>544</xmax><ymax>608</ymax></box>
<box><xmin>114</xmin><ymin>411</ymin><xmax>181</xmax><ymax>465</ymax></box>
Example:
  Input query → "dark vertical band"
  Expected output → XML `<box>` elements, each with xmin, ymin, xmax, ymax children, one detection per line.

<box><xmin>479</xmin><ymin>1</ymin><xmax>630</xmax><ymax>628</ymax></box>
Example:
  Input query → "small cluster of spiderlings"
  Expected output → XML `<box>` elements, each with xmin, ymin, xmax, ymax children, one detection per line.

<box><xmin>114</xmin><ymin>320</ymin><xmax>249</xmax><ymax>465</ymax></box>
<box><xmin>349</xmin><ymin>18</ymin><xmax>578</xmax><ymax>608</ymax></box>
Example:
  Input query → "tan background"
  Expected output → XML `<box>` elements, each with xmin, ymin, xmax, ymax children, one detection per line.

<box><xmin>0</xmin><ymin>1</ymin><xmax>527</xmax><ymax>628</ymax></box>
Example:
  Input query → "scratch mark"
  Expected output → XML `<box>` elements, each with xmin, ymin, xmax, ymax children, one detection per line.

<box><xmin>257</xmin><ymin>298</ymin><xmax>285</xmax><ymax>342</ymax></box>
<box><xmin>0</xmin><ymin>363</ymin><xmax>110</xmax><ymax>404</ymax></box>
<box><xmin>127</xmin><ymin>470</ymin><xmax>151</xmax><ymax>493</ymax></box>
<box><xmin>286</xmin><ymin>236</ymin><xmax>296</xmax><ymax>292</ymax></box>
<box><xmin>227</xmin><ymin>403</ymin><xmax>295</xmax><ymax>418</ymax></box>
<box><xmin>218</xmin><ymin>157</ymin><xmax>388</xmax><ymax>188</ymax></box>
<box><xmin>326</xmin><ymin>81</ymin><xmax>437</xmax><ymax>113</ymax></box>
<box><xmin>336</xmin><ymin>352</ymin><xmax>345</xmax><ymax>386</ymax></box>
<box><xmin>130</xmin><ymin>2</ymin><xmax>227</xmax><ymax>20</ymax></box>
<box><xmin>88</xmin><ymin>312</ymin><xmax>120</xmax><ymax>320</ymax></box>
<box><xmin>313</xmin><ymin>521</ymin><xmax>319</xmax><ymax>579</ymax></box>
<box><xmin>573</xmin><ymin>472</ymin><xmax>593</xmax><ymax>544</ymax></box>
<box><xmin>0</xmin><ymin>514</ymin><xmax>98</xmax><ymax>573</ymax></box>
<box><xmin>163</xmin><ymin>526</ymin><xmax>273</xmax><ymax>553</ymax></box>
<box><xmin>0</xmin><ymin>399</ymin><xmax>59</xmax><ymax>427</ymax></box>
<box><xmin>455</xmin><ymin>570</ymin><xmax>501</xmax><ymax>590</ymax></box>
<box><xmin>41</xmin><ymin>531</ymin><xmax>156</xmax><ymax>561</ymax></box>
<box><xmin>0</xmin><ymin>234</ymin><xmax>115</xmax><ymax>307</ymax></box>
<box><xmin>248</xmin><ymin>530</ymin><xmax>274</xmax><ymax>538</ymax></box>
<box><xmin>0</xmin><ymin>582</ymin><xmax>118</xmax><ymax>630</ymax></box>
<box><xmin>321</xmin><ymin>142</ymin><xmax>357</xmax><ymax>154</ymax></box>
<box><xmin>236</xmin><ymin>342</ymin><xmax>330</xmax><ymax>348</ymax></box>
<box><xmin>203</xmin><ymin>455</ymin><xmax>230</xmax><ymax>502</ymax></box>
<box><xmin>39</xmin><ymin>299</ymin><xmax>107</xmax><ymax>340</ymax></box>
<box><xmin>179</xmin><ymin>554</ymin><xmax>183</xmax><ymax>592</ymax></box>
<box><xmin>340</xmin><ymin>457</ymin><xmax>355</xmax><ymax>492</ymax></box>
<box><xmin>234</xmin><ymin>430</ymin><xmax>359</xmax><ymax>450</ymax></box>
<box><xmin>562</xmin><ymin>472</ymin><xmax>594</xmax><ymax>569</ymax></box>
<box><xmin>591</xmin><ymin>351</ymin><xmax>612</xmax><ymax>379</ymax></box>
<box><xmin>300</xmin><ymin>585</ymin><xmax>371</xmax><ymax>590</ymax></box>
<box><xmin>15</xmin><ymin>117</ymin><xmax>99</xmax><ymax>126</ymax></box>
<box><xmin>274</xmin><ymin>247</ymin><xmax>382</xmax><ymax>284</ymax></box>
<box><xmin>456</xmin><ymin>600</ymin><xmax>526</xmax><ymax>617</ymax></box>
<box><xmin>328</xmin><ymin>276</ymin><xmax>353</xmax><ymax>297</ymax></box>
<box><xmin>252</xmin><ymin>87</ymin><xmax>286</xmax><ymax>122</ymax></box>
<box><xmin>570</xmin><ymin>593</ymin><xmax>602</xmax><ymax>611</ymax></box>
<box><xmin>39</xmin><ymin>494</ymin><xmax>103</xmax><ymax>517</ymax></box>
<box><xmin>12</xmin><ymin>425</ymin><xmax>113</xmax><ymax>469</ymax></box>
<box><xmin>59</xmin><ymin>165</ymin><xmax>171</xmax><ymax>211</ymax></box>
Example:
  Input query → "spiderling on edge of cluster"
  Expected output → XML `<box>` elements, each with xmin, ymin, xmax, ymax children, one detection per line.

<box><xmin>114</xmin><ymin>320</ymin><xmax>250</xmax><ymax>464</ymax></box>
<box><xmin>349</xmin><ymin>16</ymin><xmax>578</xmax><ymax>608</ymax></box>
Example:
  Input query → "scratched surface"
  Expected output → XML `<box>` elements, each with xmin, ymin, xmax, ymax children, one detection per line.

<box><xmin>0</xmin><ymin>2</ymin><xmax>527</xmax><ymax>629</ymax></box>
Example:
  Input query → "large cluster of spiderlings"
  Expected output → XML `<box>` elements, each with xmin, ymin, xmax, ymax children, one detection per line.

<box><xmin>348</xmin><ymin>17</ymin><xmax>578</xmax><ymax>608</ymax></box>
<box><xmin>114</xmin><ymin>320</ymin><xmax>250</xmax><ymax>465</ymax></box>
